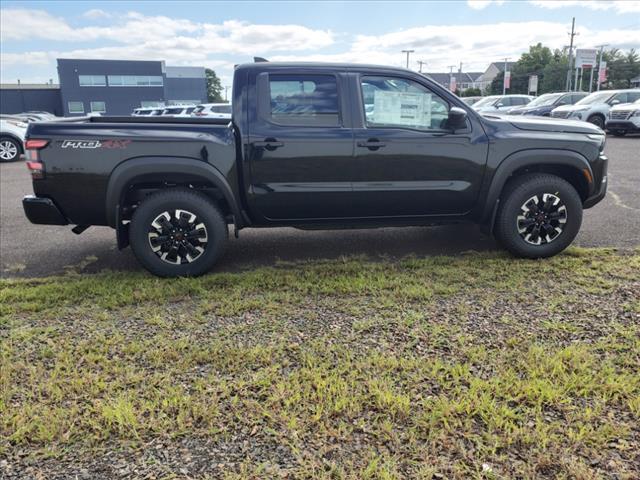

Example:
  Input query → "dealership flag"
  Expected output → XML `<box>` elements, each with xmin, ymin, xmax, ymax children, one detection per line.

<box><xmin>598</xmin><ymin>61</ymin><xmax>607</xmax><ymax>84</ymax></box>
<box><xmin>449</xmin><ymin>75</ymin><xmax>457</xmax><ymax>92</ymax></box>
<box><xmin>504</xmin><ymin>70</ymin><xmax>511</xmax><ymax>89</ymax></box>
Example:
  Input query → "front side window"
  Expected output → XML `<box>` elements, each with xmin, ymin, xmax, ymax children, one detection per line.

<box><xmin>361</xmin><ymin>76</ymin><xmax>449</xmax><ymax>130</ymax></box>
<box><xmin>68</xmin><ymin>101</ymin><xmax>84</xmax><ymax>114</ymax></box>
<box><xmin>269</xmin><ymin>74</ymin><xmax>339</xmax><ymax>126</ymax></box>
<box><xmin>611</xmin><ymin>93</ymin><xmax>628</xmax><ymax>104</ymax></box>
<box><xmin>90</xmin><ymin>101</ymin><xmax>106</xmax><ymax>113</ymax></box>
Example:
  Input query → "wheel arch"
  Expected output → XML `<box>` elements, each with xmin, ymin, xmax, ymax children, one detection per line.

<box><xmin>481</xmin><ymin>149</ymin><xmax>593</xmax><ymax>230</ymax></box>
<box><xmin>106</xmin><ymin>156</ymin><xmax>244</xmax><ymax>237</ymax></box>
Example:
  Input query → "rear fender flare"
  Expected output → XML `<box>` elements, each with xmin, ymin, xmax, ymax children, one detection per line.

<box><xmin>105</xmin><ymin>156</ymin><xmax>242</xmax><ymax>229</ymax></box>
<box><xmin>480</xmin><ymin>149</ymin><xmax>593</xmax><ymax>225</ymax></box>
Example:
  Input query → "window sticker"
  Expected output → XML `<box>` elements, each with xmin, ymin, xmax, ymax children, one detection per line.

<box><xmin>371</xmin><ymin>91</ymin><xmax>432</xmax><ymax>127</ymax></box>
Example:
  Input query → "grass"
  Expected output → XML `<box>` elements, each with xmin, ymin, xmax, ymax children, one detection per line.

<box><xmin>1</xmin><ymin>248</ymin><xmax>639</xmax><ymax>479</ymax></box>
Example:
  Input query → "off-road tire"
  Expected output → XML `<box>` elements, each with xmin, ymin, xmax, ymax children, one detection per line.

<box><xmin>130</xmin><ymin>188</ymin><xmax>227</xmax><ymax>277</ymax></box>
<box><xmin>494</xmin><ymin>173</ymin><xmax>582</xmax><ymax>258</ymax></box>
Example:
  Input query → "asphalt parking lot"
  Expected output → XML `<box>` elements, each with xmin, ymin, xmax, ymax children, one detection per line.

<box><xmin>1</xmin><ymin>136</ymin><xmax>638</xmax><ymax>278</ymax></box>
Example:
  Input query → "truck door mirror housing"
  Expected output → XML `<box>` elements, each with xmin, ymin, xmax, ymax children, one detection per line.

<box><xmin>447</xmin><ymin>107</ymin><xmax>467</xmax><ymax>130</ymax></box>
<box><xmin>610</xmin><ymin>99</ymin><xmax>620</xmax><ymax>106</ymax></box>
<box><xmin>495</xmin><ymin>103</ymin><xmax>504</xmax><ymax>108</ymax></box>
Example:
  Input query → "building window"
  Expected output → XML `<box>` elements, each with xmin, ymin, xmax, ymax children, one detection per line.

<box><xmin>108</xmin><ymin>75</ymin><xmax>163</xmax><ymax>87</ymax></box>
<box><xmin>79</xmin><ymin>75</ymin><xmax>106</xmax><ymax>86</ymax></box>
<box><xmin>140</xmin><ymin>101</ymin><xmax>165</xmax><ymax>108</ymax></box>
<box><xmin>90</xmin><ymin>101</ymin><xmax>106</xmax><ymax>113</ymax></box>
<box><xmin>68</xmin><ymin>102</ymin><xmax>84</xmax><ymax>114</ymax></box>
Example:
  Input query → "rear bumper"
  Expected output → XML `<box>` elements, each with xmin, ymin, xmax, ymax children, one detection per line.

<box><xmin>583</xmin><ymin>155</ymin><xmax>608</xmax><ymax>209</ymax></box>
<box><xmin>23</xmin><ymin>195</ymin><xmax>68</xmax><ymax>225</ymax></box>
<box><xmin>605</xmin><ymin>120</ymin><xmax>640</xmax><ymax>132</ymax></box>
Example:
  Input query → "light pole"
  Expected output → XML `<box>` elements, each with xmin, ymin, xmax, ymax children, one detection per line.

<box><xmin>401</xmin><ymin>50</ymin><xmax>414</xmax><ymax>69</ymax></box>
<box><xmin>224</xmin><ymin>86</ymin><xmax>230</xmax><ymax>102</ymax></box>
<box><xmin>566</xmin><ymin>17</ymin><xmax>578</xmax><ymax>91</ymax></box>
<box><xmin>417</xmin><ymin>60</ymin><xmax>427</xmax><ymax>73</ymax></box>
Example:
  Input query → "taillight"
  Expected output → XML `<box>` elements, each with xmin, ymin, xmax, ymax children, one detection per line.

<box><xmin>25</xmin><ymin>139</ymin><xmax>49</xmax><ymax>150</ymax></box>
<box><xmin>25</xmin><ymin>139</ymin><xmax>49</xmax><ymax>179</ymax></box>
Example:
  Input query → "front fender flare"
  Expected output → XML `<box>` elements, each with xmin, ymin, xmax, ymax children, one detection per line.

<box><xmin>105</xmin><ymin>156</ymin><xmax>243</xmax><ymax>229</ymax></box>
<box><xmin>479</xmin><ymin>148</ymin><xmax>593</xmax><ymax>225</ymax></box>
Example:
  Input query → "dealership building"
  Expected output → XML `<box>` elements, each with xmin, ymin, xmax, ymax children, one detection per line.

<box><xmin>1</xmin><ymin>59</ymin><xmax>208</xmax><ymax>116</ymax></box>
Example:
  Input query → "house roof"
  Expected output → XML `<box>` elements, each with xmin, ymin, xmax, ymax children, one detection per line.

<box><xmin>492</xmin><ymin>61</ymin><xmax>516</xmax><ymax>72</ymax></box>
<box><xmin>424</xmin><ymin>72</ymin><xmax>483</xmax><ymax>85</ymax></box>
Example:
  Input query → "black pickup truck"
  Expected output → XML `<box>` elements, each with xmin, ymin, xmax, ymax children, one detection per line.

<box><xmin>23</xmin><ymin>62</ymin><xmax>608</xmax><ymax>277</ymax></box>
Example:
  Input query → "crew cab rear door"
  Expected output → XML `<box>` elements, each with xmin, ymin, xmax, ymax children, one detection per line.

<box><xmin>245</xmin><ymin>70</ymin><xmax>354</xmax><ymax>221</ymax></box>
<box><xmin>350</xmin><ymin>73</ymin><xmax>488</xmax><ymax>217</ymax></box>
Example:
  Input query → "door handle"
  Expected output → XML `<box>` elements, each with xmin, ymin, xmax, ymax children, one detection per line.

<box><xmin>253</xmin><ymin>138</ymin><xmax>284</xmax><ymax>151</ymax></box>
<box><xmin>357</xmin><ymin>139</ymin><xmax>386</xmax><ymax>150</ymax></box>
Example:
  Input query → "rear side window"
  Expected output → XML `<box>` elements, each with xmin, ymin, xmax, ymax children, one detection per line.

<box><xmin>628</xmin><ymin>91</ymin><xmax>640</xmax><ymax>103</ymax></box>
<box><xmin>211</xmin><ymin>105</ymin><xmax>232</xmax><ymax>114</ymax></box>
<box><xmin>268</xmin><ymin>74</ymin><xmax>340</xmax><ymax>126</ymax></box>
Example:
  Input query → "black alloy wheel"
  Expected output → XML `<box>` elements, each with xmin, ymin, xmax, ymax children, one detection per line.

<box><xmin>516</xmin><ymin>193</ymin><xmax>568</xmax><ymax>246</ymax></box>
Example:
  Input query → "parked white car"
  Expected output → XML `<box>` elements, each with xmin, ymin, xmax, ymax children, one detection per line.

<box><xmin>191</xmin><ymin>103</ymin><xmax>232</xmax><ymax>119</ymax></box>
<box><xmin>0</xmin><ymin>115</ymin><xmax>28</xmax><ymax>162</ymax></box>
<box><xmin>161</xmin><ymin>105</ymin><xmax>196</xmax><ymax>117</ymax></box>
<box><xmin>551</xmin><ymin>89</ymin><xmax>640</xmax><ymax>129</ymax></box>
<box><xmin>132</xmin><ymin>108</ymin><xmax>164</xmax><ymax>116</ymax></box>
<box><xmin>472</xmin><ymin>95</ymin><xmax>533</xmax><ymax>113</ymax></box>
<box><xmin>606</xmin><ymin>98</ymin><xmax>640</xmax><ymax>136</ymax></box>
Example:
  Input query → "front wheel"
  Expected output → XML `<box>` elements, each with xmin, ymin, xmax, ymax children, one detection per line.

<box><xmin>129</xmin><ymin>188</ymin><xmax>228</xmax><ymax>277</ymax></box>
<box><xmin>587</xmin><ymin>115</ymin><xmax>605</xmax><ymax>129</ymax></box>
<box><xmin>494</xmin><ymin>173</ymin><xmax>583</xmax><ymax>258</ymax></box>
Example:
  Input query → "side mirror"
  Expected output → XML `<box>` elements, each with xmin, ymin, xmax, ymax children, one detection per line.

<box><xmin>447</xmin><ymin>107</ymin><xmax>467</xmax><ymax>130</ymax></box>
<box><xmin>610</xmin><ymin>99</ymin><xmax>620</xmax><ymax>105</ymax></box>
<box><xmin>496</xmin><ymin>103</ymin><xmax>504</xmax><ymax>108</ymax></box>
<box><xmin>557</xmin><ymin>101</ymin><xmax>567</xmax><ymax>106</ymax></box>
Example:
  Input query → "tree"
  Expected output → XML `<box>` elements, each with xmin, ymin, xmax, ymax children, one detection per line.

<box><xmin>461</xmin><ymin>87</ymin><xmax>481</xmax><ymax>97</ymax></box>
<box><xmin>205</xmin><ymin>68</ymin><xmax>224</xmax><ymax>103</ymax></box>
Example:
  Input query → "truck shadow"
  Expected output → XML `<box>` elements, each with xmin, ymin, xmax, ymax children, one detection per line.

<box><xmin>215</xmin><ymin>224</ymin><xmax>498</xmax><ymax>271</ymax></box>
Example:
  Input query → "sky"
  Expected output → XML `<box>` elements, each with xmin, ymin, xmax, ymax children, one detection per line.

<box><xmin>1</xmin><ymin>0</ymin><xmax>639</xmax><ymax>88</ymax></box>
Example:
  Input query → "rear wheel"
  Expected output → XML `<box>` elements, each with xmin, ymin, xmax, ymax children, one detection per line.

<box><xmin>587</xmin><ymin>114</ymin><xmax>605</xmax><ymax>129</ymax></box>
<box><xmin>610</xmin><ymin>130</ymin><xmax>626</xmax><ymax>137</ymax></box>
<box><xmin>494</xmin><ymin>173</ymin><xmax>582</xmax><ymax>258</ymax></box>
<box><xmin>0</xmin><ymin>137</ymin><xmax>20</xmax><ymax>162</ymax></box>
<box><xmin>129</xmin><ymin>188</ymin><xmax>227</xmax><ymax>277</ymax></box>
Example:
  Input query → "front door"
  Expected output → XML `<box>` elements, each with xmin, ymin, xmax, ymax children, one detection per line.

<box><xmin>351</xmin><ymin>74</ymin><xmax>488</xmax><ymax>218</ymax></box>
<box><xmin>246</xmin><ymin>71</ymin><xmax>355</xmax><ymax>221</ymax></box>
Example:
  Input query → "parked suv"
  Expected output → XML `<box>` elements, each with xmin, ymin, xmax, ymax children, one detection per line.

<box><xmin>606</xmin><ymin>98</ymin><xmax>640</xmax><ymax>136</ymax></box>
<box><xmin>551</xmin><ymin>89</ymin><xmax>640</xmax><ymax>129</ymax></box>
<box><xmin>507</xmin><ymin>92</ymin><xmax>588</xmax><ymax>117</ymax></box>
<box><xmin>0</xmin><ymin>115</ymin><xmax>28</xmax><ymax>162</ymax></box>
<box><xmin>191</xmin><ymin>103</ymin><xmax>232</xmax><ymax>119</ymax></box>
<box><xmin>473</xmin><ymin>95</ymin><xmax>534</xmax><ymax>113</ymax></box>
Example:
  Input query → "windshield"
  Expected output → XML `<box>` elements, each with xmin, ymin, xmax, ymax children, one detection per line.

<box><xmin>473</xmin><ymin>96</ymin><xmax>500</xmax><ymax>108</ymax></box>
<box><xmin>527</xmin><ymin>93</ymin><xmax>563</xmax><ymax>107</ymax></box>
<box><xmin>576</xmin><ymin>91</ymin><xmax>614</xmax><ymax>106</ymax></box>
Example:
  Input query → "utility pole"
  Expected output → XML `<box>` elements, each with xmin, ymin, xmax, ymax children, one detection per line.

<box><xmin>417</xmin><ymin>60</ymin><xmax>427</xmax><ymax>73</ymax></box>
<box><xmin>502</xmin><ymin>57</ymin><xmax>510</xmax><ymax>95</ymax></box>
<box><xmin>401</xmin><ymin>50</ymin><xmax>414</xmax><ymax>69</ymax></box>
<box><xmin>595</xmin><ymin>44</ymin><xmax>608</xmax><ymax>91</ymax></box>
<box><xmin>566</xmin><ymin>17</ymin><xmax>577</xmax><ymax>91</ymax></box>
<box><xmin>224</xmin><ymin>86</ymin><xmax>230</xmax><ymax>102</ymax></box>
